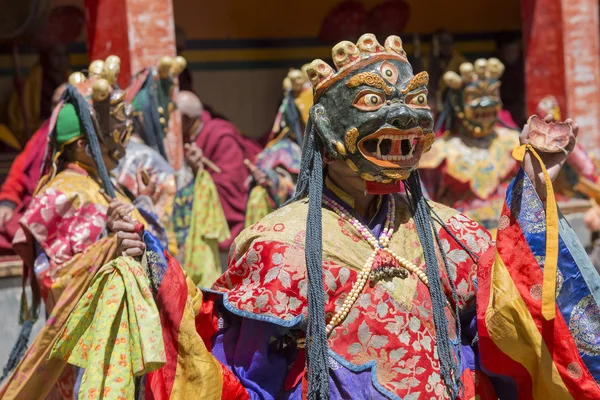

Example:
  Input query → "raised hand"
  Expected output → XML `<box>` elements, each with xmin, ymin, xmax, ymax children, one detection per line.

<box><xmin>136</xmin><ymin>166</ymin><xmax>162</xmax><ymax>204</ymax></box>
<box><xmin>244</xmin><ymin>159</ymin><xmax>270</xmax><ymax>188</ymax></box>
<box><xmin>184</xmin><ymin>142</ymin><xmax>204</xmax><ymax>174</ymax></box>
<box><xmin>519</xmin><ymin>114</ymin><xmax>579</xmax><ymax>198</ymax></box>
<box><xmin>106</xmin><ymin>200</ymin><xmax>145</xmax><ymax>257</ymax></box>
<box><xmin>584</xmin><ymin>202</ymin><xmax>600</xmax><ymax>232</ymax></box>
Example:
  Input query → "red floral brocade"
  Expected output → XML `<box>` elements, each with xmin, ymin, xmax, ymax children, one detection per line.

<box><xmin>211</xmin><ymin>200</ymin><xmax>497</xmax><ymax>399</ymax></box>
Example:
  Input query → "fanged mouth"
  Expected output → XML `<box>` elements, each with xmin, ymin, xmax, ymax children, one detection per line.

<box><xmin>470</xmin><ymin>107</ymin><xmax>499</xmax><ymax>125</ymax></box>
<box><xmin>358</xmin><ymin>128</ymin><xmax>424</xmax><ymax>168</ymax></box>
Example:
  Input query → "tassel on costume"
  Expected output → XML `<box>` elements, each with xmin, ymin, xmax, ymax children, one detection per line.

<box><xmin>0</xmin><ymin>320</ymin><xmax>35</xmax><ymax>382</ymax></box>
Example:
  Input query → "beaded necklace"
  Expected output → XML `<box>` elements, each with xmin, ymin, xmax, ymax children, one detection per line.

<box><xmin>322</xmin><ymin>194</ymin><xmax>429</xmax><ymax>335</ymax></box>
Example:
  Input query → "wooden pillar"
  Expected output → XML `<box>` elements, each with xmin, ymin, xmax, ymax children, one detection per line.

<box><xmin>84</xmin><ymin>0</ymin><xmax>183</xmax><ymax>169</ymax></box>
<box><xmin>522</xmin><ymin>0</ymin><xmax>600</xmax><ymax>157</ymax></box>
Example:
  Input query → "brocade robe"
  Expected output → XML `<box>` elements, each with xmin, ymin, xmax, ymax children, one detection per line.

<box><xmin>419</xmin><ymin>123</ymin><xmax>521</xmax><ymax>233</ymax></box>
<box><xmin>12</xmin><ymin>164</ymin><xmax>148</xmax><ymax>311</ymax></box>
<box><xmin>1</xmin><ymin>164</ymin><xmax>164</xmax><ymax>400</ymax></box>
<box><xmin>50</xmin><ymin>169</ymin><xmax>600</xmax><ymax>399</ymax></box>
<box><xmin>245</xmin><ymin>139</ymin><xmax>301</xmax><ymax>228</ymax></box>
<box><xmin>200</xmin><ymin>191</ymin><xmax>494</xmax><ymax>399</ymax></box>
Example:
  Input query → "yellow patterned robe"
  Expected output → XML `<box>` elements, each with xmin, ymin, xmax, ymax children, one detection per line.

<box><xmin>13</xmin><ymin>167</ymin><xmax>145</xmax><ymax>310</ymax></box>
<box><xmin>420</xmin><ymin>126</ymin><xmax>521</xmax><ymax>232</ymax></box>
<box><xmin>4</xmin><ymin>166</ymin><xmax>147</xmax><ymax>399</ymax></box>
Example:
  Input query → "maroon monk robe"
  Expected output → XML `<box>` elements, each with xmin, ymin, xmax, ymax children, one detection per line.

<box><xmin>0</xmin><ymin>120</ymin><xmax>48</xmax><ymax>255</ymax></box>
<box><xmin>195</xmin><ymin>110</ymin><xmax>261</xmax><ymax>251</ymax></box>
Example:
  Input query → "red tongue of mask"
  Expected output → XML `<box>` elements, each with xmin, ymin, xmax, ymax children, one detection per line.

<box><xmin>364</xmin><ymin>180</ymin><xmax>405</xmax><ymax>195</ymax></box>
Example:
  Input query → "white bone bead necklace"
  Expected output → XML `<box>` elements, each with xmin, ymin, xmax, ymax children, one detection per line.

<box><xmin>322</xmin><ymin>195</ymin><xmax>429</xmax><ymax>335</ymax></box>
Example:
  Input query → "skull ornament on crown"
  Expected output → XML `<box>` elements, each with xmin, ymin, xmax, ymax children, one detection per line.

<box><xmin>442</xmin><ymin>58</ymin><xmax>505</xmax><ymax>138</ymax></box>
<box><xmin>283</xmin><ymin>67</ymin><xmax>310</xmax><ymax>95</ymax></box>
<box><xmin>307</xmin><ymin>33</ymin><xmax>435</xmax><ymax>183</ymax></box>
<box><xmin>67</xmin><ymin>55</ymin><xmax>134</xmax><ymax>162</ymax></box>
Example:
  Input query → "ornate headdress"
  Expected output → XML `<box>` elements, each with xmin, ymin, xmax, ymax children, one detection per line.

<box><xmin>269</xmin><ymin>66</ymin><xmax>313</xmax><ymax>147</ymax></box>
<box><xmin>131</xmin><ymin>55</ymin><xmax>187</xmax><ymax>159</ymax></box>
<box><xmin>69</xmin><ymin>55</ymin><xmax>133</xmax><ymax>161</ymax></box>
<box><xmin>305</xmin><ymin>34</ymin><xmax>435</xmax><ymax>187</ymax></box>
<box><xmin>292</xmin><ymin>34</ymin><xmax>463</xmax><ymax>399</ymax></box>
<box><xmin>38</xmin><ymin>55</ymin><xmax>134</xmax><ymax>198</ymax></box>
<box><xmin>439</xmin><ymin>58</ymin><xmax>505</xmax><ymax>137</ymax></box>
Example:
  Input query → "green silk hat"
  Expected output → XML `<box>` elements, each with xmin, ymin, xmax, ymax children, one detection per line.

<box><xmin>55</xmin><ymin>103</ymin><xmax>83</xmax><ymax>146</ymax></box>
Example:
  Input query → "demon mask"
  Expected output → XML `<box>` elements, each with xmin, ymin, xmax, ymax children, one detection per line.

<box><xmin>442</xmin><ymin>58</ymin><xmax>505</xmax><ymax>138</ymax></box>
<box><xmin>307</xmin><ymin>34</ymin><xmax>435</xmax><ymax>183</ymax></box>
<box><xmin>68</xmin><ymin>55</ymin><xmax>133</xmax><ymax>162</ymax></box>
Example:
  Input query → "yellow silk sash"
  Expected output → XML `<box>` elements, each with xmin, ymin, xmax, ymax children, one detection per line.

<box><xmin>512</xmin><ymin>144</ymin><xmax>559</xmax><ymax>320</ymax></box>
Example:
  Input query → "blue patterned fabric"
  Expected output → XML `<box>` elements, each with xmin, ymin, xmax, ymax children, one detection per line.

<box><xmin>506</xmin><ymin>168</ymin><xmax>600</xmax><ymax>382</ymax></box>
<box><xmin>143</xmin><ymin>231</ymin><xmax>169</xmax><ymax>290</ymax></box>
<box><xmin>254</xmin><ymin>140</ymin><xmax>302</xmax><ymax>207</ymax></box>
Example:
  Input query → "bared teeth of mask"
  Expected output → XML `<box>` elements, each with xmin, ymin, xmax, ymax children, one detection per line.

<box><xmin>380</xmin><ymin>139</ymin><xmax>392</xmax><ymax>156</ymax></box>
<box><xmin>377</xmin><ymin>138</ymin><xmax>383</xmax><ymax>159</ymax></box>
<box><xmin>400</xmin><ymin>138</ymin><xmax>411</xmax><ymax>156</ymax></box>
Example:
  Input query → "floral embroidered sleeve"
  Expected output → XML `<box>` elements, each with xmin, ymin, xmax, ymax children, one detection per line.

<box><xmin>18</xmin><ymin>187</ymin><xmax>107</xmax><ymax>268</ymax></box>
<box><xmin>434</xmin><ymin>209</ymin><xmax>499</xmax><ymax>398</ymax></box>
<box><xmin>437</xmin><ymin>212</ymin><xmax>493</xmax><ymax>310</ymax></box>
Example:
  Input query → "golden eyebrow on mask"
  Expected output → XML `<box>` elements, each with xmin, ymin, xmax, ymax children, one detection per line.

<box><xmin>401</xmin><ymin>71</ymin><xmax>429</xmax><ymax>95</ymax></box>
<box><xmin>346</xmin><ymin>72</ymin><xmax>394</xmax><ymax>95</ymax></box>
